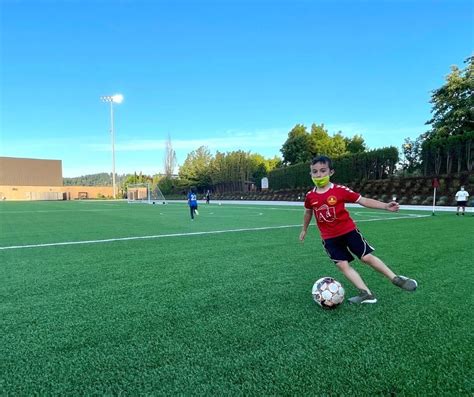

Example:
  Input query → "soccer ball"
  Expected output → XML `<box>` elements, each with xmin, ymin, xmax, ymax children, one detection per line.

<box><xmin>312</xmin><ymin>277</ymin><xmax>345</xmax><ymax>309</ymax></box>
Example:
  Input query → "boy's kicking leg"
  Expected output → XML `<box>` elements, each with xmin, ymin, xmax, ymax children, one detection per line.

<box><xmin>361</xmin><ymin>254</ymin><xmax>417</xmax><ymax>291</ymax></box>
<box><xmin>336</xmin><ymin>260</ymin><xmax>377</xmax><ymax>304</ymax></box>
<box><xmin>360</xmin><ymin>254</ymin><xmax>396</xmax><ymax>279</ymax></box>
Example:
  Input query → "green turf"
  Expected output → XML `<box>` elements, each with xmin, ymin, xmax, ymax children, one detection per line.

<box><xmin>0</xmin><ymin>201</ymin><xmax>472</xmax><ymax>395</ymax></box>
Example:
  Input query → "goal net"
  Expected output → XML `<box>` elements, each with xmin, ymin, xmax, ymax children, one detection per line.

<box><xmin>126</xmin><ymin>183</ymin><xmax>167</xmax><ymax>205</ymax></box>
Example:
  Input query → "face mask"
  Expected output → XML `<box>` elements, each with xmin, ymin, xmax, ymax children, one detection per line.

<box><xmin>312</xmin><ymin>176</ymin><xmax>330</xmax><ymax>188</ymax></box>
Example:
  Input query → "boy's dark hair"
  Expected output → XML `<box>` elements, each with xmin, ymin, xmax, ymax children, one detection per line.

<box><xmin>311</xmin><ymin>155</ymin><xmax>333</xmax><ymax>169</ymax></box>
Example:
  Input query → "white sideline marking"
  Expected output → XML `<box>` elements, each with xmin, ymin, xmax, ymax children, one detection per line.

<box><xmin>2</xmin><ymin>209</ymin><xmax>129</xmax><ymax>214</ymax></box>
<box><xmin>0</xmin><ymin>225</ymin><xmax>301</xmax><ymax>251</ymax></box>
<box><xmin>0</xmin><ymin>214</ymin><xmax>429</xmax><ymax>251</ymax></box>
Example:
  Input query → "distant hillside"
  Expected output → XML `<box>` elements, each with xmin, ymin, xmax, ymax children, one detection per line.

<box><xmin>63</xmin><ymin>173</ymin><xmax>129</xmax><ymax>186</ymax></box>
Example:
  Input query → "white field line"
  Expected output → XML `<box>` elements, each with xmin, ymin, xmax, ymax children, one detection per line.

<box><xmin>1</xmin><ymin>209</ymin><xmax>131</xmax><ymax>214</ymax></box>
<box><xmin>355</xmin><ymin>215</ymin><xmax>430</xmax><ymax>222</ymax></box>
<box><xmin>0</xmin><ymin>225</ymin><xmax>301</xmax><ymax>251</ymax></box>
<box><xmin>0</xmin><ymin>214</ymin><xmax>429</xmax><ymax>251</ymax></box>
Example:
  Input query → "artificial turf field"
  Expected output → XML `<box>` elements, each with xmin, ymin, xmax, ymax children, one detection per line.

<box><xmin>0</xmin><ymin>200</ymin><xmax>472</xmax><ymax>396</ymax></box>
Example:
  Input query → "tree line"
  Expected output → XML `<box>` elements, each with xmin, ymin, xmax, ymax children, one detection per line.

<box><xmin>64</xmin><ymin>173</ymin><xmax>128</xmax><ymax>186</ymax></box>
<box><xmin>176</xmin><ymin>147</ymin><xmax>281</xmax><ymax>193</ymax></box>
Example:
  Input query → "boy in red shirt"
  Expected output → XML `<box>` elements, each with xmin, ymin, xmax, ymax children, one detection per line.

<box><xmin>299</xmin><ymin>156</ymin><xmax>417</xmax><ymax>304</ymax></box>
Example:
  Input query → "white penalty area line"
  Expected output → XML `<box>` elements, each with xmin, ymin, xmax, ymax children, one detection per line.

<box><xmin>0</xmin><ymin>214</ymin><xmax>429</xmax><ymax>251</ymax></box>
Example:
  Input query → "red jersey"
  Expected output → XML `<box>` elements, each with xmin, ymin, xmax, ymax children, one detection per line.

<box><xmin>304</xmin><ymin>183</ymin><xmax>361</xmax><ymax>239</ymax></box>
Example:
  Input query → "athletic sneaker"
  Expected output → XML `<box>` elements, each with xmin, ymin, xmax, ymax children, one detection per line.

<box><xmin>348</xmin><ymin>289</ymin><xmax>377</xmax><ymax>304</ymax></box>
<box><xmin>392</xmin><ymin>275</ymin><xmax>418</xmax><ymax>291</ymax></box>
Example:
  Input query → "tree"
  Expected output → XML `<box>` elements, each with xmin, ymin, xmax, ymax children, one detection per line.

<box><xmin>280</xmin><ymin>123</ymin><xmax>356</xmax><ymax>165</ymax></box>
<box><xmin>330</xmin><ymin>131</ymin><xmax>347</xmax><ymax>157</ymax></box>
<box><xmin>308</xmin><ymin>124</ymin><xmax>351</xmax><ymax>157</ymax></box>
<box><xmin>157</xmin><ymin>175</ymin><xmax>175</xmax><ymax>195</ymax></box>
<box><xmin>163</xmin><ymin>134</ymin><xmax>177</xmax><ymax>177</ymax></box>
<box><xmin>309</xmin><ymin>123</ymin><xmax>332</xmax><ymax>156</ymax></box>
<box><xmin>344</xmin><ymin>134</ymin><xmax>367</xmax><ymax>154</ymax></box>
<box><xmin>426</xmin><ymin>56</ymin><xmax>474</xmax><ymax>138</ymax></box>
<box><xmin>280</xmin><ymin>124</ymin><xmax>312</xmax><ymax>165</ymax></box>
<box><xmin>420</xmin><ymin>55</ymin><xmax>474</xmax><ymax>175</ymax></box>
<box><xmin>248</xmin><ymin>153</ymin><xmax>266</xmax><ymax>183</ymax></box>
<box><xmin>248</xmin><ymin>153</ymin><xmax>282</xmax><ymax>185</ymax></box>
<box><xmin>206</xmin><ymin>151</ymin><xmax>281</xmax><ymax>193</ymax></box>
<box><xmin>178</xmin><ymin>146</ymin><xmax>213</xmax><ymax>189</ymax></box>
<box><xmin>123</xmin><ymin>172</ymin><xmax>152</xmax><ymax>185</ymax></box>
<box><xmin>264</xmin><ymin>155</ymin><xmax>282</xmax><ymax>172</ymax></box>
<box><xmin>401</xmin><ymin>136</ymin><xmax>424</xmax><ymax>173</ymax></box>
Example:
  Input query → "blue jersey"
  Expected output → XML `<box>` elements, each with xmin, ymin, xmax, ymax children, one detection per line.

<box><xmin>188</xmin><ymin>192</ymin><xmax>197</xmax><ymax>206</ymax></box>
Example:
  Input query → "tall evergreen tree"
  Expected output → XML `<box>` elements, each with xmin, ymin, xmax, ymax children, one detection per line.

<box><xmin>179</xmin><ymin>146</ymin><xmax>213</xmax><ymax>189</ymax></box>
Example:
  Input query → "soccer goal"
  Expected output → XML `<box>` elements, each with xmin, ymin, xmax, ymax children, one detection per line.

<box><xmin>126</xmin><ymin>183</ymin><xmax>167</xmax><ymax>205</ymax></box>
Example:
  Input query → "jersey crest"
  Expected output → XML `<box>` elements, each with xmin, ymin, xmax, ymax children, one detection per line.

<box><xmin>327</xmin><ymin>195</ymin><xmax>337</xmax><ymax>205</ymax></box>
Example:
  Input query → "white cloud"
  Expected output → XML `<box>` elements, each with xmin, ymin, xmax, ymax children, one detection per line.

<box><xmin>86</xmin><ymin>128</ymin><xmax>289</xmax><ymax>153</ymax></box>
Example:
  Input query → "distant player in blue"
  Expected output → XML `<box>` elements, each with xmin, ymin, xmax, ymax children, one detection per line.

<box><xmin>187</xmin><ymin>189</ymin><xmax>199</xmax><ymax>220</ymax></box>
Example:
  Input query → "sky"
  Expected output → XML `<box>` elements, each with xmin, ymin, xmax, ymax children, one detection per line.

<box><xmin>1</xmin><ymin>0</ymin><xmax>473</xmax><ymax>177</ymax></box>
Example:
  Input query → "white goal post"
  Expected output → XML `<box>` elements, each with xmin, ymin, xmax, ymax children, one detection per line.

<box><xmin>126</xmin><ymin>183</ymin><xmax>167</xmax><ymax>205</ymax></box>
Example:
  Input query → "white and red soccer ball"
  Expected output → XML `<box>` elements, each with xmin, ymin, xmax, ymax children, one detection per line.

<box><xmin>312</xmin><ymin>277</ymin><xmax>345</xmax><ymax>309</ymax></box>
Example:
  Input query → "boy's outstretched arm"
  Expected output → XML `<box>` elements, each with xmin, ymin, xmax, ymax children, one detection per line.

<box><xmin>299</xmin><ymin>208</ymin><xmax>313</xmax><ymax>242</ymax></box>
<box><xmin>358</xmin><ymin>196</ymin><xmax>400</xmax><ymax>212</ymax></box>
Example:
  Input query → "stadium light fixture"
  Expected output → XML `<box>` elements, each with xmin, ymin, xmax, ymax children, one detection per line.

<box><xmin>111</xmin><ymin>94</ymin><xmax>124</xmax><ymax>104</ymax></box>
<box><xmin>100</xmin><ymin>93</ymin><xmax>124</xmax><ymax>199</ymax></box>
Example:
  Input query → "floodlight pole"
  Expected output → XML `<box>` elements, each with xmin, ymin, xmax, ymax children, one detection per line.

<box><xmin>110</xmin><ymin>101</ymin><xmax>116</xmax><ymax>199</ymax></box>
<box><xmin>100</xmin><ymin>94</ymin><xmax>123</xmax><ymax>199</ymax></box>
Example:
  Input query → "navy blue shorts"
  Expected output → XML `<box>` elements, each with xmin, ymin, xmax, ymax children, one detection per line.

<box><xmin>322</xmin><ymin>229</ymin><xmax>374</xmax><ymax>263</ymax></box>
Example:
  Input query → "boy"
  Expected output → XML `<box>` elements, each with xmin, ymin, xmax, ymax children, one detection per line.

<box><xmin>454</xmin><ymin>186</ymin><xmax>469</xmax><ymax>216</ymax></box>
<box><xmin>299</xmin><ymin>156</ymin><xmax>417</xmax><ymax>304</ymax></box>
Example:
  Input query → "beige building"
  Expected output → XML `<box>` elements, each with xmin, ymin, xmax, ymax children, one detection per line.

<box><xmin>0</xmin><ymin>156</ymin><xmax>63</xmax><ymax>186</ymax></box>
<box><xmin>0</xmin><ymin>156</ymin><xmax>114</xmax><ymax>200</ymax></box>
